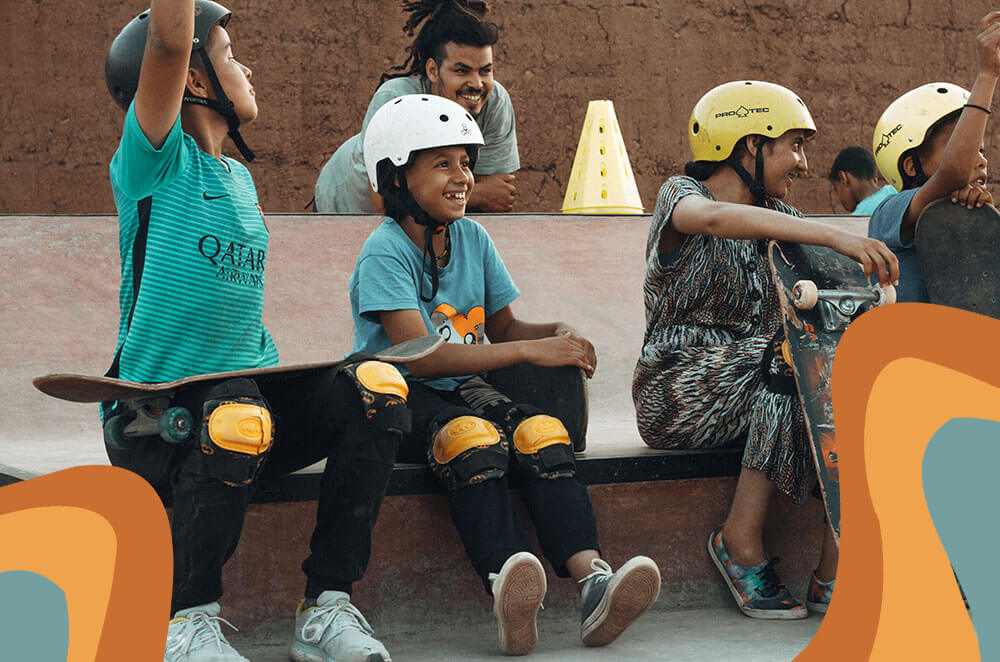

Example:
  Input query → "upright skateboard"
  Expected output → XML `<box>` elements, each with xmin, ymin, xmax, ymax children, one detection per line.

<box><xmin>916</xmin><ymin>198</ymin><xmax>1000</xmax><ymax>318</ymax></box>
<box><xmin>768</xmin><ymin>241</ymin><xmax>896</xmax><ymax>543</ymax></box>
<box><xmin>35</xmin><ymin>335</ymin><xmax>443</xmax><ymax>449</ymax></box>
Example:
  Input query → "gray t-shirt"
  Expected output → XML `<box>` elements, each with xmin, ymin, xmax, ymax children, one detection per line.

<box><xmin>314</xmin><ymin>75</ymin><xmax>520</xmax><ymax>213</ymax></box>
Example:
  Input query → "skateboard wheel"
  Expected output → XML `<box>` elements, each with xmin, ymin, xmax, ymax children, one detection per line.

<box><xmin>158</xmin><ymin>407</ymin><xmax>193</xmax><ymax>443</ymax></box>
<box><xmin>103</xmin><ymin>414</ymin><xmax>132</xmax><ymax>450</ymax></box>
<box><xmin>792</xmin><ymin>280</ymin><xmax>819</xmax><ymax>309</ymax></box>
<box><xmin>880</xmin><ymin>284</ymin><xmax>897</xmax><ymax>306</ymax></box>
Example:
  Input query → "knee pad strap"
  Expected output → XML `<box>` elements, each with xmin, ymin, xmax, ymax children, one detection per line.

<box><xmin>429</xmin><ymin>416</ymin><xmax>508</xmax><ymax>491</ymax></box>
<box><xmin>512</xmin><ymin>415</ymin><xmax>576</xmax><ymax>480</ymax></box>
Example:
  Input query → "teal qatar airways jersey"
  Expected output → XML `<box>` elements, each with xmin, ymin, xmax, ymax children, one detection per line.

<box><xmin>108</xmin><ymin>103</ymin><xmax>278</xmax><ymax>384</ymax></box>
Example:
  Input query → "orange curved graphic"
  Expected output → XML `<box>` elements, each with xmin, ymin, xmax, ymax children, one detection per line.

<box><xmin>798</xmin><ymin>304</ymin><xmax>995</xmax><ymax>660</ymax></box>
<box><xmin>0</xmin><ymin>466</ymin><xmax>172</xmax><ymax>661</ymax></box>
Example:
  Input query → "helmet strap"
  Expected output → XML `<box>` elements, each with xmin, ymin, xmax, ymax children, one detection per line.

<box><xmin>183</xmin><ymin>49</ymin><xmax>255</xmax><ymax>162</ymax></box>
<box><xmin>727</xmin><ymin>141</ymin><xmax>768</xmax><ymax>207</ymax></box>
<box><xmin>381</xmin><ymin>168</ymin><xmax>444</xmax><ymax>302</ymax></box>
<box><xmin>909</xmin><ymin>153</ymin><xmax>929</xmax><ymax>187</ymax></box>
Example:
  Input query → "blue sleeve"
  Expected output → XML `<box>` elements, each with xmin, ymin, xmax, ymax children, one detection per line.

<box><xmin>109</xmin><ymin>102</ymin><xmax>190</xmax><ymax>200</ymax></box>
<box><xmin>867</xmin><ymin>189</ymin><xmax>919</xmax><ymax>250</ymax></box>
<box><xmin>356</xmin><ymin>252</ymin><xmax>421</xmax><ymax>321</ymax></box>
<box><xmin>474</xmin><ymin>81</ymin><xmax>520</xmax><ymax>175</ymax></box>
<box><xmin>479</xmin><ymin>226</ymin><xmax>520</xmax><ymax>316</ymax></box>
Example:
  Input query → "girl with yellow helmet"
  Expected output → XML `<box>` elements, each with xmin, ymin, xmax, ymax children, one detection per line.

<box><xmin>632</xmin><ymin>80</ymin><xmax>898</xmax><ymax>620</ymax></box>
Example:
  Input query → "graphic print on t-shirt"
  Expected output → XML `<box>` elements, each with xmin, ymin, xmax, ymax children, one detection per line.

<box><xmin>431</xmin><ymin>303</ymin><xmax>485</xmax><ymax>345</ymax></box>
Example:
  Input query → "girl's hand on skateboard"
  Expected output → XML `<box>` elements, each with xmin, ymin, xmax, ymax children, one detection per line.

<box><xmin>828</xmin><ymin>233</ymin><xmax>900</xmax><ymax>286</ymax></box>
<box><xmin>951</xmin><ymin>182</ymin><xmax>993</xmax><ymax>209</ymax></box>
<box><xmin>525</xmin><ymin>332</ymin><xmax>596</xmax><ymax>378</ymax></box>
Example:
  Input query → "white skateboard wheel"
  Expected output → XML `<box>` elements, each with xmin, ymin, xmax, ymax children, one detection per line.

<box><xmin>792</xmin><ymin>280</ymin><xmax>819</xmax><ymax>309</ymax></box>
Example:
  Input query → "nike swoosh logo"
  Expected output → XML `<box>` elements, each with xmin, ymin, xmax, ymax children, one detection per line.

<box><xmin>203</xmin><ymin>192</ymin><xmax>230</xmax><ymax>200</ymax></box>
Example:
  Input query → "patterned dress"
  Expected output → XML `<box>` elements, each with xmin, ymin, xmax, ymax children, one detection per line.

<box><xmin>631</xmin><ymin>176</ymin><xmax>811</xmax><ymax>503</ymax></box>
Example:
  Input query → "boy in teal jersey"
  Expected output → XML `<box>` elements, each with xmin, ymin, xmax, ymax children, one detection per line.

<box><xmin>350</xmin><ymin>94</ymin><xmax>661</xmax><ymax>656</ymax></box>
<box><xmin>104</xmin><ymin>3</ymin><xmax>406</xmax><ymax>661</ymax></box>
<box><xmin>868</xmin><ymin>12</ymin><xmax>1000</xmax><ymax>302</ymax></box>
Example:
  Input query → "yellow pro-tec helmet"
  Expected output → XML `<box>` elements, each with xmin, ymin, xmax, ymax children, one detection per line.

<box><xmin>689</xmin><ymin>81</ymin><xmax>816</xmax><ymax>162</ymax></box>
<box><xmin>872</xmin><ymin>82</ymin><xmax>970</xmax><ymax>191</ymax></box>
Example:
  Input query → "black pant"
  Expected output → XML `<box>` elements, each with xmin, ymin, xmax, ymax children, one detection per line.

<box><xmin>400</xmin><ymin>379</ymin><xmax>600</xmax><ymax>592</ymax></box>
<box><xmin>106</xmin><ymin>368</ymin><xmax>400</xmax><ymax>614</ymax></box>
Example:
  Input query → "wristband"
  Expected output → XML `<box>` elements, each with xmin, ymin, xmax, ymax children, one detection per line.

<box><xmin>964</xmin><ymin>103</ymin><xmax>992</xmax><ymax>115</ymax></box>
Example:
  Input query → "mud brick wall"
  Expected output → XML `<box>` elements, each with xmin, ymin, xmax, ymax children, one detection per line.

<box><xmin>3</xmin><ymin>0</ymin><xmax>996</xmax><ymax>214</ymax></box>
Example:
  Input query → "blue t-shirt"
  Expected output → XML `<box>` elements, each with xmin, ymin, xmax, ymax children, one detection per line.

<box><xmin>867</xmin><ymin>187</ymin><xmax>926</xmax><ymax>302</ymax></box>
<box><xmin>853</xmin><ymin>184</ymin><xmax>897</xmax><ymax>216</ymax></box>
<box><xmin>350</xmin><ymin>217</ymin><xmax>520</xmax><ymax>391</ymax></box>
<box><xmin>109</xmin><ymin>103</ymin><xmax>279</xmax><ymax>383</ymax></box>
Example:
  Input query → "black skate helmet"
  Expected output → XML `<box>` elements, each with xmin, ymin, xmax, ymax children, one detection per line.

<box><xmin>105</xmin><ymin>0</ymin><xmax>255</xmax><ymax>160</ymax></box>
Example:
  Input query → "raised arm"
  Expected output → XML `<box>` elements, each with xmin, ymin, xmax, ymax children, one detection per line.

<box><xmin>133</xmin><ymin>0</ymin><xmax>194</xmax><ymax>148</ymax></box>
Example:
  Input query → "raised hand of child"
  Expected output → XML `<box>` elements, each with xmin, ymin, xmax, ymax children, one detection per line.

<box><xmin>976</xmin><ymin>10</ymin><xmax>1000</xmax><ymax>78</ymax></box>
<box><xmin>951</xmin><ymin>182</ymin><xmax>994</xmax><ymax>208</ymax></box>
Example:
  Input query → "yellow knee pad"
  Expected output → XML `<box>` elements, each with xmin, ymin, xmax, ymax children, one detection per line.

<box><xmin>512</xmin><ymin>415</ymin><xmax>576</xmax><ymax>480</ymax></box>
<box><xmin>355</xmin><ymin>361</ymin><xmax>409</xmax><ymax>400</ymax></box>
<box><xmin>342</xmin><ymin>360</ymin><xmax>411</xmax><ymax>434</ymax></box>
<box><xmin>194</xmin><ymin>378</ymin><xmax>274</xmax><ymax>486</ymax></box>
<box><xmin>207</xmin><ymin>401</ymin><xmax>273</xmax><ymax>456</ymax></box>
<box><xmin>429</xmin><ymin>416</ymin><xmax>508</xmax><ymax>491</ymax></box>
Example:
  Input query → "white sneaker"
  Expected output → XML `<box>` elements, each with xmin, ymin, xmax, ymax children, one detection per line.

<box><xmin>487</xmin><ymin>551</ymin><xmax>547</xmax><ymax>656</ymax></box>
<box><xmin>164</xmin><ymin>602</ymin><xmax>248</xmax><ymax>662</ymax></box>
<box><xmin>290</xmin><ymin>591</ymin><xmax>391</xmax><ymax>662</ymax></box>
<box><xmin>579</xmin><ymin>556</ymin><xmax>661</xmax><ymax>647</ymax></box>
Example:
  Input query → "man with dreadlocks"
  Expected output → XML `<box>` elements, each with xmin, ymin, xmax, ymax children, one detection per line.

<box><xmin>314</xmin><ymin>0</ymin><xmax>519</xmax><ymax>213</ymax></box>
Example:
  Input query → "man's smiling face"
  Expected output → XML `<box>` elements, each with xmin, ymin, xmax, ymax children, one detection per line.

<box><xmin>426</xmin><ymin>42</ymin><xmax>494</xmax><ymax>118</ymax></box>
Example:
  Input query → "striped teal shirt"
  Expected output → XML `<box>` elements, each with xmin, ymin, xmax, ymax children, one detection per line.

<box><xmin>108</xmin><ymin>104</ymin><xmax>278</xmax><ymax>384</ymax></box>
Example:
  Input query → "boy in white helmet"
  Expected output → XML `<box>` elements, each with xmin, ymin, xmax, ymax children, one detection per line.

<box><xmin>349</xmin><ymin>94</ymin><xmax>661</xmax><ymax>656</ymax></box>
<box><xmin>867</xmin><ymin>11</ymin><xmax>1000</xmax><ymax>302</ymax></box>
<box><xmin>632</xmin><ymin>80</ymin><xmax>897</xmax><ymax>620</ymax></box>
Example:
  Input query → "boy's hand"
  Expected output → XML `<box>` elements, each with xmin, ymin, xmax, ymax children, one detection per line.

<box><xmin>951</xmin><ymin>182</ymin><xmax>994</xmax><ymax>208</ymax></box>
<box><xmin>976</xmin><ymin>11</ymin><xmax>1000</xmax><ymax>77</ymax></box>
<box><xmin>525</xmin><ymin>329</ymin><xmax>596</xmax><ymax>378</ymax></box>
<box><xmin>828</xmin><ymin>232</ymin><xmax>900</xmax><ymax>286</ymax></box>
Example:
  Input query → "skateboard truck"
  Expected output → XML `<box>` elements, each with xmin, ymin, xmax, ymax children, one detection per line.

<box><xmin>103</xmin><ymin>397</ymin><xmax>194</xmax><ymax>450</ymax></box>
<box><xmin>791</xmin><ymin>280</ymin><xmax>896</xmax><ymax>333</ymax></box>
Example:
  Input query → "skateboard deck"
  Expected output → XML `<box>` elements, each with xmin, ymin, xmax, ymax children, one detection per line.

<box><xmin>916</xmin><ymin>198</ymin><xmax>1000</xmax><ymax>318</ymax></box>
<box><xmin>34</xmin><ymin>335</ymin><xmax>444</xmax><ymax>403</ymax></box>
<box><xmin>768</xmin><ymin>241</ymin><xmax>895</xmax><ymax>544</ymax></box>
<box><xmin>34</xmin><ymin>335</ymin><xmax>443</xmax><ymax>448</ymax></box>
<box><xmin>487</xmin><ymin>364</ymin><xmax>588</xmax><ymax>452</ymax></box>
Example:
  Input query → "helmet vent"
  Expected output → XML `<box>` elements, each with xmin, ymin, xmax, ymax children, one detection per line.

<box><xmin>692</xmin><ymin>122</ymin><xmax>700</xmax><ymax>134</ymax></box>
<box><xmin>766</xmin><ymin>125</ymin><xmax>773</xmax><ymax>131</ymax></box>
<box><xmin>393</xmin><ymin>99</ymin><xmax>402</xmax><ymax>104</ymax></box>
<box><xmin>138</xmin><ymin>12</ymin><xmax>148</xmax><ymax>19</ymax></box>
<box><xmin>715</xmin><ymin>145</ymin><xmax>721</xmax><ymax>151</ymax></box>
<box><xmin>421</xmin><ymin>97</ymin><xmax>429</xmax><ymax>101</ymax></box>
<box><xmin>937</xmin><ymin>87</ymin><xmax>949</xmax><ymax>94</ymax></box>
<box><xmin>465</xmin><ymin>113</ymin><xmax>473</xmax><ymax>121</ymax></box>
<box><xmin>439</xmin><ymin>114</ymin><xmax>449</xmax><ymax>122</ymax></box>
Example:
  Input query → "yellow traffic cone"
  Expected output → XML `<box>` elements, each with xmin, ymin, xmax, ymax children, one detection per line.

<box><xmin>561</xmin><ymin>100</ymin><xmax>643</xmax><ymax>214</ymax></box>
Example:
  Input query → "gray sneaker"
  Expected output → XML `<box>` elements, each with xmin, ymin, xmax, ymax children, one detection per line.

<box><xmin>290</xmin><ymin>590</ymin><xmax>391</xmax><ymax>662</ymax></box>
<box><xmin>488</xmin><ymin>551</ymin><xmax>547</xmax><ymax>656</ymax></box>
<box><xmin>164</xmin><ymin>602</ymin><xmax>248</xmax><ymax>662</ymax></box>
<box><xmin>579</xmin><ymin>557</ymin><xmax>661</xmax><ymax>647</ymax></box>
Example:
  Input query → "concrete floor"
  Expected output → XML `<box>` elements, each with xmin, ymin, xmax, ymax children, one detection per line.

<box><xmin>229</xmin><ymin>607</ymin><xmax>823</xmax><ymax>661</ymax></box>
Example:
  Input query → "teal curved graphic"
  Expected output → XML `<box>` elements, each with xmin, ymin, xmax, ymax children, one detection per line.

<box><xmin>0</xmin><ymin>570</ymin><xmax>70</xmax><ymax>661</ymax></box>
<box><xmin>923</xmin><ymin>417</ymin><xmax>1000</xmax><ymax>658</ymax></box>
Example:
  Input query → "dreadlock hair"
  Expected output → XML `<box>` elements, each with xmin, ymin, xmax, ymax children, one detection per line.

<box><xmin>381</xmin><ymin>0</ymin><xmax>499</xmax><ymax>84</ymax></box>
